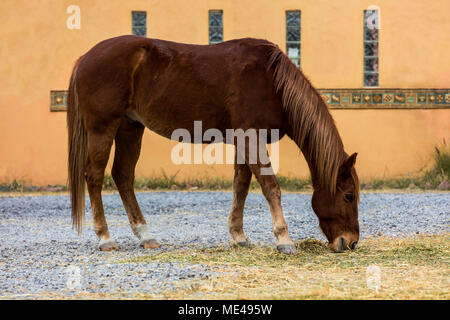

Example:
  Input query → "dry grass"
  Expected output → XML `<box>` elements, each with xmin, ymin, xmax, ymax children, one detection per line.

<box><xmin>120</xmin><ymin>234</ymin><xmax>449</xmax><ymax>300</ymax></box>
<box><xmin>5</xmin><ymin>234</ymin><xmax>448</xmax><ymax>300</ymax></box>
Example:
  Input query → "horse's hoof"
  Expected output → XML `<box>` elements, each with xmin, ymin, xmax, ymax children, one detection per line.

<box><xmin>235</xmin><ymin>241</ymin><xmax>252</xmax><ymax>248</ymax></box>
<box><xmin>99</xmin><ymin>240</ymin><xmax>119</xmax><ymax>251</ymax></box>
<box><xmin>140</xmin><ymin>239</ymin><xmax>160</xmax><ymax>249</ymax></box>
<box><xmin>277</xmin><ymin>244</ymin><xmax>297</xmax><ymax>255</ymax></box>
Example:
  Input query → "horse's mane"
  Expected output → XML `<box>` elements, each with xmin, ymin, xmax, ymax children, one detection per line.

<box><xmin>267</xmin><ymin>46</ymin><xmax>357</xmax><ymax>197</ymax></box>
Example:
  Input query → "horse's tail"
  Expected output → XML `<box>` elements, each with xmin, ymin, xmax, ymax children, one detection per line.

<box><xmin>67</xmin><ymin>58</ymin><xmax>87</xmax><ymax>235</ymax></box>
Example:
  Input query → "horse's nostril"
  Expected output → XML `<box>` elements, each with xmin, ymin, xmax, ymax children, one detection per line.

<box><xmin>337</xmin><ymin>237</ymin><xmax>346</xmax><ymax>252</ymax></box>
<box><xmin>350</xmin><ymin>241</ymin><xmax>358</xmax><ymax>250</ymax></box>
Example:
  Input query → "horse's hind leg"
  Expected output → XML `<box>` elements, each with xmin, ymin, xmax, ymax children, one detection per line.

<box><xmin>229</xmin><ymin>161</ymin><xmax>252</xmax><ymax>247</ymax></box>
<box><xmin>112</xmin><ymin>117</ymin><xmax>160</xmax><ymax>249</ymax></box>
<box><xmin>85</xmin><ymin>122</ymin><xmax>121</xmax><ymax>251</ymax></box>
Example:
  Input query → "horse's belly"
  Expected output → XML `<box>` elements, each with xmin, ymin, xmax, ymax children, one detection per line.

<box><xmin>126</xmin><ymin>107</ymin><xmax>228</xmax><ymax>141</ymax></box>
<box><xmin>125</xmin><ymin>110</ymin><xmax>175</xmax><ymax>139</ymax></box>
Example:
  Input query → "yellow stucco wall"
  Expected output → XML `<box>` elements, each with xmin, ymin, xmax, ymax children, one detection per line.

<box><xmin>0</xmin><ymin>0</ymin><xmax>449</xmax><ymax>185</ymax></box>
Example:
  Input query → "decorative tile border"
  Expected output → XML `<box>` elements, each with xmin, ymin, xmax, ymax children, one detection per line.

<box><xmin>318</xmin><ymin>88</ymin><xmax>450</xmax><ymax>109</ymax></box>
<box><xmin>51</xmin><ymin>89</ymin><xmax>450</xmax><ymax>111</ymax></box>
<box><xmin>50</xmin><ymin>90</ymin><xmax>68</xmax><ymax>111</ymax></box>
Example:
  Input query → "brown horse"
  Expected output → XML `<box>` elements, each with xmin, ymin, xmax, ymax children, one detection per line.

<box><xmin>67</xmin><ymin>35</ymin><xmax>360</xmax><ymax>254</ymax></box>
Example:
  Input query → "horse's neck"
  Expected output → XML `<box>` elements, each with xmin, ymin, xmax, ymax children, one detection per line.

<box><xmin>300</xmin><ymin>140</ymin><xmax>323</xmax><ymax>187</ymax></box>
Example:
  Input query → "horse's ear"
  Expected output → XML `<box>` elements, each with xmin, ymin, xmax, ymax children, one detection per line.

<box><xmin>339</xmin><ymin>153</ymin><xmax>357</xmax><ymax>178</ymax></box>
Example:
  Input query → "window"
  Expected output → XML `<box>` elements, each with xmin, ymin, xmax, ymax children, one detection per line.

<box><xmin>209</xmin><ymin>10</ymin><xmax>223</xmax><ymax>44</ymax></box>
<box><xmin>132</xmin><ymin>11</ymin><xmax>147</xmax><ymax>37</ymax></box>
<box><xmin>364</xmin><ymin>10</ymin><xmax>379</xmax><ymax>86</ymax></box>
<box><xmin>286</xmin><ymin>10</ymin><xmax>301</xmax><ymax>67</ymax></box>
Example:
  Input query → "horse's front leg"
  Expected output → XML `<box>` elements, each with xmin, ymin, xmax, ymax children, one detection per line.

<box><xmin>245</xmin><ymin>148</ymin><xmax>297</xmax><ymax>255</ymax></box>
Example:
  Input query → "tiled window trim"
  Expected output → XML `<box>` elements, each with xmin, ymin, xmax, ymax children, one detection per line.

<box><xmin>209</xmin><ymin>10</ymin><xmax>223</xmax><ymax>44</ymax></box>
<box><xmin>286</xmin><ymin>10</ymin><xmax>301</xmax><ymax>68</ymax></box>
<box><xmin>51</xmin><ymin>89</ymin><xmax>450</xmax><ymax>111</ymax></box>
<box><xmin>132</xmin><ymin>11</ymin><xmax>147</xmax><ymax>37</ymax></box>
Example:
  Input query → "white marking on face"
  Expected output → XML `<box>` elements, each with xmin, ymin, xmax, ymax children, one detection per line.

<box><xmin>132</xmin><ymin>224</ymin><xmax>153</xmax><ymax>241</ymax></box>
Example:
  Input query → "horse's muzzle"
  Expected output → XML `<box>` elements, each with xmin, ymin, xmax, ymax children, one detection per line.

<box><xmin>330</xmin><ymin>234</ymin><xmax>359</xmax><ymax>252</ymax></box>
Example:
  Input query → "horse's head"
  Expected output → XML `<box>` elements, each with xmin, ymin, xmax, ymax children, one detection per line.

<box><xmin>311</xmin><ymin>153</ymin><xmax>360</xmax><ymax>252</ymax></box>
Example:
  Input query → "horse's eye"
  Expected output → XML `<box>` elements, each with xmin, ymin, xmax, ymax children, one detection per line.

<box><xmin>344</xmin><ymin>193</ymin><xmax>354</xmax><ymax>203</ymax></box>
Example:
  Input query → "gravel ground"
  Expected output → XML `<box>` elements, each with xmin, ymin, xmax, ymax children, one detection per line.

<box><xmin>0</xmin><ymin>191</ymin><xmax>448</xmax><ymax>298</ymax></box>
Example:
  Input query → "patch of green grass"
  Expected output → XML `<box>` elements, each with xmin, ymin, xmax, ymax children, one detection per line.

<box><xmin>0</xmin><ymin>178</ymin><xmax>36</xmax><ymax>192</ymax></box>
<box><xmin>422</xmin><ymin>140</ymin><xmax>450</xmax><ymax>186</ymax></box>
<box><xmin>6</xmin><ymin>179</ymin><xmax>25</xmax><ymax>192</ymax></box>
<box><xmin>129</xmin><ymin>169</ymin><xmax>234</xmax><ymax>191</ymax></box>
<box><xmin>266</xmin><ymin>175</ymin><xmax>312</xmax><ymax>191</ymax></box>
<box><xmin>102</xmin><ymin>173</ymin><xmax>116</xmax><ymax>190</ymax></box>
<box><xmin>102</xmin><ymin>171</ymin><xmax>311</xmax><ymax>192</ymax></box>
